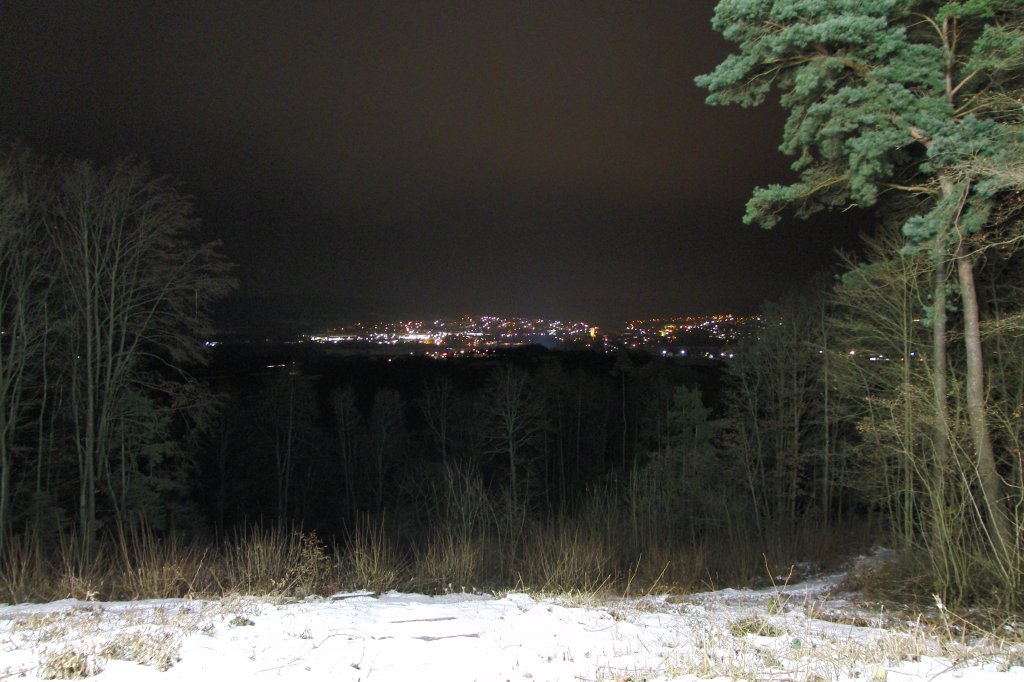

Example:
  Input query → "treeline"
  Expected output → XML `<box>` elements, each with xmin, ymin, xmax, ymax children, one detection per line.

<box><xmin>0</xmin><ymin>142</ymin><xmax>233</xmax><ymax>550</ymax></box>
<box><xmin>826</xmin><ymin>228</ymin><xmax>1024</xmax><ymax>607</ymax></box>
<box><xmin>195</xmin><ymin>318</ymin><xmax>855</xmax><ymax>593</ymax></box>
<box><xmin>723</xmin><ymin>225</ymin><xmax>1024</xmax><ymax>608</ymax></box>
<box><xmin>3</xmin><ymin>137</ymin><xmax>1023</xmax><ymax>609</ymax></box>
<box><xmin>196</xmin><ymin>347</ymin><xmax>770</xmax><ymax>586</ymax></box>
<box><xmin>196</xmin><ymin>215</ymin><xmax>1024</xmax><ymax>609</ymax></box>
<box><xmin>5</xmin><ymin>139</ymin><xmax>839</xmax><ymax>599</ymax></box>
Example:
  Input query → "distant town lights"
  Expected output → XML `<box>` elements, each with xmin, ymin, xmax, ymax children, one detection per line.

<box><xmin>296</xmin><ymin>313</ymin><xmax>754</xmax><ymax>361</ymax></box>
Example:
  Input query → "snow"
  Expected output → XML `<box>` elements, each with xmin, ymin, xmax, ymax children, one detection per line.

<box><xmin>1</xmin><ymin>573</ymin><xmax>1021</xmax><ymax>681</ymax></box>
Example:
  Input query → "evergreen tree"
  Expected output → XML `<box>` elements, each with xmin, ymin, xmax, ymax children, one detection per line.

<box><xmin>698</xmin><ymin>0</ymin><xmax>1024</xmax><ymax>560</ymax></box>
<box><xmin>643</xmin><ymin>386</ymin><xmax>725</xmax><ymax>538</ymax></box>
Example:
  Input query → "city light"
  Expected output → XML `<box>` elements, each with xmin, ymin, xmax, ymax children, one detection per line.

<box><xmin>293</xmin><ymin>313</ymin><xmax>757</xmax><ymax>360</ymax></box>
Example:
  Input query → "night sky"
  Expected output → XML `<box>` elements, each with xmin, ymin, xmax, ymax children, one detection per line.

<box><xmin>1</xmin><ymin>1</ymin><xmax>867</xmax><ymax>330</ymax></box>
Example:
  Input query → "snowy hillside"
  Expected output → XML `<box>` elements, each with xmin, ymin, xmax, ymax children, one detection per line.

<box><xmin>1</xmin><ymin>572</ymin><xmax>1022</xmax><ymax>681</ymax></box>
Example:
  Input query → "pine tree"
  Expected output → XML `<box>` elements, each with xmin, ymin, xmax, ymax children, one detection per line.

<box><xmin>698</xmin><ymin>0</ymin><xmax>1024</xmax><ymax>559</ymax></box>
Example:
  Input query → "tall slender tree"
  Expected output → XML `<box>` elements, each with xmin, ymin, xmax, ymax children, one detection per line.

<box><xmin>830</xmin><ymin>230</ymin><xmax>936</xmax><ymax>548</ymax></box>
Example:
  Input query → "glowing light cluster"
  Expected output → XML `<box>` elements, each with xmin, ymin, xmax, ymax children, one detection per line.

<box><xmin>304</xmin><ymin>315</ymin><xmax>597</xmax><ymax>353</ymax></box>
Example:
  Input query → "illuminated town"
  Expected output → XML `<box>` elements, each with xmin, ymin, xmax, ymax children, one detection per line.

<box><xmin>620</xmin><ymin>313</ymin><xmax>752</xmax><ymax>346</ymax></box>
<box><xmin>301</xmin><ymin>313</ymin><xmax>757</xmax><ymax>360</ymax></box>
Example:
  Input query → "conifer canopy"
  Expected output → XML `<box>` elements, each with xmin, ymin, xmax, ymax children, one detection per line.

<box><xmin>696</xmin><ymin>0</ymin><xmax>1024</xmax><ymax>244</ymax></box>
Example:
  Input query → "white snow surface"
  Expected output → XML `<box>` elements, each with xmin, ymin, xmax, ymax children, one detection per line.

<box><xmin>1</xmin><ymin>573</ymin><xmax>1022</xmax><ymax>681</ymax></box>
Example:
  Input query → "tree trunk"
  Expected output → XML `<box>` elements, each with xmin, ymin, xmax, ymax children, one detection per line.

<box><xmin>930</xmin><ymin>232</ymin><xmax>950</xmax><ymax>554</ymax></box>
<box><xmin>956</xmin><ymin>246</ymin><xmax>1012</xmax><ymax>557</ymax></box>
<box><xmin>821</xmin><ymin>302</ymin><xmax>831</xmax><ymax>525</ymax></box>
<box><xmin>508</xmin><ymin>440</ymin><xmax>517</xmax><ymax>512</ymax></box>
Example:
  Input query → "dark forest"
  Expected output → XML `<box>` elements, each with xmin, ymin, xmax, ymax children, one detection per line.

<box><xmin>1</xmin><ymin>141</ymin><xmax>1022</xmax><ymax>611</ymax></box>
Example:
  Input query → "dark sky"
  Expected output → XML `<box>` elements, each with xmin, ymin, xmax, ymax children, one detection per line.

<box><xmin>0</xmin><ymin>1</ymin><xmax>866</xmax><ymax>329</ymax></box>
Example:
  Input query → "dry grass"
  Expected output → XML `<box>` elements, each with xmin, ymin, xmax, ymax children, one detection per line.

<box><xmin>0</xmin><ymin>524</ymin><xmax>340</xmax><ymax>603</ymax></box>
<box><xmin>54</xmin><ymin>533</ymin><xmax>111</xmax><ymax>602</ymax></box>
<box><xmin>1</xmin><ymin>528</ymin><xmax>1021</xmax><ymax>682</ymax></box>
<box><xmin>218</xmin><ymin>526</ymin><xmax>333</xmax><ymax>597</ymax></box>
<box><xmin>340</xmin><ymin>517</ymin><xmax>409</xmax><ymax>592</ymax></box>
<box><xmin>0</xmin><ymin>532</ymin><xmax>47</xmax><ymax>603</ymax></box>
<box><xmin>218</xmin><ymin>525</ymin><xmax>296</xmax><ymax>596</ymax></box>
<box><xmin>99</xmin><ymin>629</ymin><xmax>181</xmax><ymax>671</ymax></box>
<box><xmin>115</xmin><ymin>523</ymin><xmax>212</xmax><ymax>598</ymax></box>
<box><xmin>411</xmin><ymin>529</ymin><xmax>481</xmax><ymax>593</ymax></box>
<box><xmin>38</xmin><ymin>647</ymin><xmax>101</xmax><ymax>680</ymax></box>
<box><xmin>0</xmin><ymin>518</ymin><xmax>857</xmax><ymax>606</ymax></box>
<box><xmin>594</xmin><ymin>592</ymin><xmax>1024</xmax><ymax>682</ymax></box>
<box><xmin>516</xmin><ymin>521</ymin><xmax>612</xmax><ymax>593</ymax></box>
<box><xmin>728</xmin><ymin>613</ymin><xmax>786</xmax><ymax>637</ymax></box>
<box><xmin>0</xmin><ymin>511</ymin><xmax>982</xmax><ymax>624</ymax></box>
<box><xmin>9</xmin><ymin>600</ymin><xmax>217</xmax><ymax>679</ymax></box>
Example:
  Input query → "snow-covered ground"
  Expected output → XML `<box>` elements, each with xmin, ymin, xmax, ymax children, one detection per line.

<box><xmin>1</xmin><ymin>571</ymin><xmax>1022</xmax><ymax>681</ymax></box>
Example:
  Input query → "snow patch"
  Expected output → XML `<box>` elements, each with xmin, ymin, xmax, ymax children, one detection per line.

<box><xmin>1</xmin><ymin>574</ymin><xmax>1022</xmax><ymax>681</ymax></box>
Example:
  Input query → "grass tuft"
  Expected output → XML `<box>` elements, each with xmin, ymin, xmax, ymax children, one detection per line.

<box><xmin>517</xmin><ymin>521</ymin><xmax>612</xmax><ymax>593</ymax></box>
<box><xmin>728</xmin><ymin>614</ymin><xmax>783</xmax><ymax>637</ymax></box>
<box><xmin>116</xmin><ymin>523</ymin><xmax>211</xmax><ymax>599</ymax></box>
<box><xmin>38</xmin><ymin>648</ymin><xmax>101</xmax><ymax>680</ymax></box>
<box><xmin>341</xmin><ymin>517</ymin><xmax>408</xmax><ymax>592</ymax></box>
<box><xmin>411</xmin><ymin>529</ymin><xmax>480</xmax><ymax>593</ymax></box>
<box><xmin>0</xmin><ymin>532</ymin><xmax>46</xmax><ymax>603</ymax></box>
<box><xmin>100</xmin><ymin>630</ymin><xmax>181</xmax><ymax>671</ymax></box>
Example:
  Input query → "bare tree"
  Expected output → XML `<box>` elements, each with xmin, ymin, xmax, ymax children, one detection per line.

<box><xmin>720</xmin><ymin>296</ymin><xmax>828</xmax><ymax>532</ymax></box>
<box><xmin>253</xmin><ymin>370</ymin><xmax>319</xmax><ymax>521</ymax></box>
<box><xmin>419</xmin><ymin>375</ymin><xmax>452</xmax><ymax>464</ymax></box>
<box><xmin>47</xmin><ymin>159</ymin><xmax>233</xmax><ymax>542</ymax></box>
<box><xmin>481</xmin><ymin>363</ymin><xmax>543</xmax><ymax>513</ymax></box>
<box><xmin>331</xmin><ymin>385</ymin><xmax>361</xmax><ymax>523</ymax></box>
<box><xmin>369</xmin><ymin>387</ymin><xmax>405</xmax><ymax>514</ymax></box>
<box><xmin>0</xmin><ymin>144</ymin><xmax>50</xmax><ymax>547</ymax></box>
